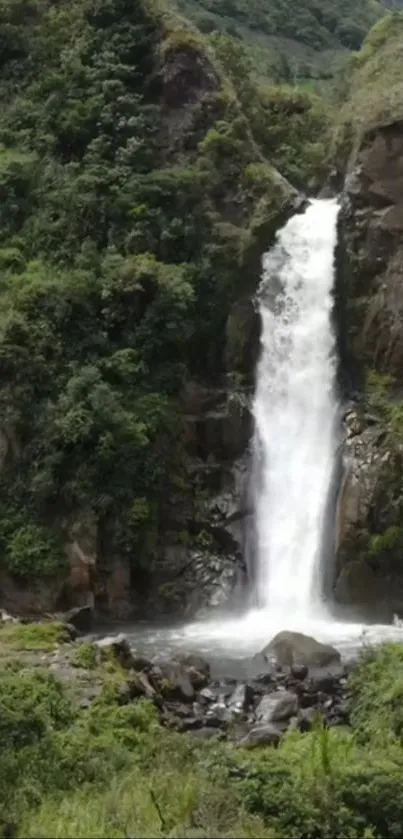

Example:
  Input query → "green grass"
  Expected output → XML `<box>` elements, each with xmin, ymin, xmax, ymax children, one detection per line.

<box><xmin>2</xmin><ymin>643</ymin><xmax>403</xmax><ymax>837</ymax></box>
<box><xmin>72</xmin><ymin>642</ymin><xmax>99</xmax><ymax>670</ymax></box>
<box><xmin>0</xmin><ymin>621</ymin><xmax>70</xmax><ymax>651</ymax></box>
<box><xmin>20</xmin><ymin>766</ymin><xmax>275</xmax><ymax>838</ymax></box>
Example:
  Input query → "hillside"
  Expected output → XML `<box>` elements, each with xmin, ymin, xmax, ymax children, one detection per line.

<box><xmin>175</xmin><ymin>0</ymin><xmax>387</xmax><ymax>82</ymax></box>
<box><xmin>333</xmin><ymin>11</ymin><xmax>403</xmax><ymax>166</ymax></box>
<box><xmin>0</xmin><ymin>0</ymin><xmax>315</xmax><ymax>619</ymax></box>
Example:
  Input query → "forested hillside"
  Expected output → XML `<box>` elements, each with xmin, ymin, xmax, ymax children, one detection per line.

<box><xmin>0</xmin><ymin>0</ymin><xmax>321</xmax><ymax>616</ymax></box>
<box><xmin>176</xmin><ymin>0</ymin><xmax>387</xmax><ymax>82</ymax></box>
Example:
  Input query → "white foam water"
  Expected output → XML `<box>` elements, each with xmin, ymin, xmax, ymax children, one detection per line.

<box><xmin>253</xmin><ymin>197</ymin><xmax>340</xmax><ymax>618</ymax></box>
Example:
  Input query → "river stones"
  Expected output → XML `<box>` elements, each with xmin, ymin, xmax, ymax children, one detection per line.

<box><xmin>238</xmin><ymin>723</ymin><xmax>282</xmax><ymax>748</ymax></box>
<box><xmin>261</xmin><ymin>630</ymin><xmax>341</xmax><ymax>668</ymax></box>
<box><xmin>255</xmin><ymin>690</ymin><xmax>299</xmax><ymax>724</ymax></box>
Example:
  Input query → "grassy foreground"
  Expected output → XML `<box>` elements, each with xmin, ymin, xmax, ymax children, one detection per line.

<box><xmin>2</xmin><ymin>627</ymin><xmax>403</xmax><ymax>838</ymax></box>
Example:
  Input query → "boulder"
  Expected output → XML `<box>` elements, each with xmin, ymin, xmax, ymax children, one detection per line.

<box><xmin>198</xmin><ymin>687</ymin><xmax>216</xmax><ymax>704</ymax></box>
<box><xmin>291</xmin><ymin>663</ymin><xmax>308</xmax><ymax>680</ymax></box>
<box><xmin>238</xmin><ymin>724</ymin><xmax>281</xmax><ymax>749</ymax></box>
<box><xmin>62</xmin><ymin>622</ymin><xmax>79</xmax><ymax>641</ymax></box>
<box><xmin>63</xmin><ymin>605</ymin><xmax>93</xmax><ymax>633</ymax></box>
<box><xmin>131</xmin><ymin>654</ymin><xmax>153</xmax><ymax>672</ymax></box>
<box><xmin>227</xmin><ymin>683</ymin><xmax>254</xmax><ymax>714</ymax></box>
<box><xmin>151</xmin><ymin>662</ymin><xmax>195</xmax><ymax>702</ymax></box>
<box><xmin>118</xmin><ymin>677</ymin><xmax>149</xmax><ymax>705</ymax></box>
<box><xmin>205</xmin><ymin>702</ymin><xmax>227</xmax><ymax>727</ymax></box>
<box><xmin>174</xmin><ymin>653</ymin><xmax>210</xmax><ymax>681</ymax></box>
<box><xmin>261</xmin><ymin>631</ymin><xmax>341</xmax><ymax>668</ymax></box>
<box><xmin>255</xmin><ymin>690</ymin><xmax>298</xmax><ymax>724</ymax></box>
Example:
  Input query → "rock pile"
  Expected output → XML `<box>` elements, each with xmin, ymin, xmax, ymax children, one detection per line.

<box><xmin>93</xmin><ymin>630</ymin><xmax>350</xmax><ymax>747</ymax></box>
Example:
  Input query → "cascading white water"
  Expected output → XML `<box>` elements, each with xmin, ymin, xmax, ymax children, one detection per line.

<box><xmin>253</xmin><ymin>198</ymin><xmax>340</xmax><ymax>618</ymax></box>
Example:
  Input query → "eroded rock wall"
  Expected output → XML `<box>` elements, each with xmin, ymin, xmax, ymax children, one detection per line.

<box><xmin>335</xmin><ymin>119</ymin><xmax>403</xmax><ymax>619</ymax></box>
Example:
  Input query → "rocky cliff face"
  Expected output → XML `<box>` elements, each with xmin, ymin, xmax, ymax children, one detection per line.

<box><xmin>333</xmin><ymin>15</ymin><xmax>403</xmax><ymax>618</ymax></box>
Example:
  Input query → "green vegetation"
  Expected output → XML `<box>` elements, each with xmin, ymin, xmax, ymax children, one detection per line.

<box><xmin>0</xmin><ymin>0</ymin><xmax>302</xmax><ymax>598</ymax></box>
<box><xmin>0</xmin><ymin>0</ymin><xmax>337</xmax><ymax>606</ymax></box>
<box><xmin>210</xmin><ymin>33</ymin><xmax>329</xmax><ymax>186</ymax></box>
<box><xmin>0</xmin><ymin>620</ymin><xmax>70</xmax><ymax>650</ymax></box>
<box><xmin>332</xmin><ymin>11</ymin><xmax>403</xmax><ymax>165</ymax></box>
<box><xmin>72</xmin><ymin>642</ymin><xmax>100</xmax><ymax>670</ymax></box>
<box><xmin>175</xmin><ymin>0</ymin><xmax>388</xmax><ymax>84</ymax></box>
<box><xmin>365</xmin><ymin>369</ymin><xmax>403</xmax><ymax>438</ymax></box>
<box><xmin>348</xmin><ymin>642</ymin><xmax>403</xmax><ymax>743</ymax></box>
<box><xmin>0</xmin><ymin>642</ymin><xmax>403</xmax><ymax>837</ymax></box>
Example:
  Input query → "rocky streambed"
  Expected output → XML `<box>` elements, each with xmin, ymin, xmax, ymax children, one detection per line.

<box><xmin>0</xmin><ymin>607</ymin><xmax>362</xmax><ymax>748</ymax></box>
<box><xmin>68</xmin><ymin>617</ymin><xmax>353</xmax><ymax>748</ymax></box>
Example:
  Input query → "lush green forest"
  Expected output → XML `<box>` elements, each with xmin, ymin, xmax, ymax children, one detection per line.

<box><xmin>176</xmin><ymin>0</ymin><xmax>387</xmax><ymax>82</ymax></box>
<box><xmin>0</xmin><ymin>0</ymin><xmax>329</xmax><ymax>607</ymax></box>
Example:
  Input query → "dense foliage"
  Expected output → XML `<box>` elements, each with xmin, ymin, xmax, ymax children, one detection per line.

<box><xmin>1</xmin><ymin>640</ymin><xmax>403</xmax><ymax>837</ymax></box>
<box><xmin>0</xmin><ymin>0</ymin><xmax>311</xmax><ymax>600</ymax></box>
<box><xmin>177</xmin><ymin>0</ymin><xmax>388</xmax><ymax>83</ymax></box>
<box><xmin>210</xmin><ymin>33</ymin><xmax>328</xmax><ymax>187</ymax></box>
<box><xmin>332</xmin><ymin>11</ymin><xmax>403</xmax><ymax>165</ymax></box>
<box><xmin>186</xmin><ymin>0</ymin><xmax>383</xmax><ymax>50</ymax></box>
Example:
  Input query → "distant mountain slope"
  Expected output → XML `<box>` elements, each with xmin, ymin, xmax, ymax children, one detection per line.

<box><xmin>175</xmin><ymin>0</ymin><xmax>388</xmax><ymax>82</ymax></box>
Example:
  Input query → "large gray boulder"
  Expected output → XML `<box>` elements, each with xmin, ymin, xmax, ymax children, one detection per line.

<box><xmin>255</xmin><ymin>690</ymin><xmax>298</xmax><ymax>724</ymax></box>
<box><xmin>238</xmin><ymin>724</ymin><xmax>282</xmax><ymax>748</ymax></box>
<box><xmin>261</xmin><ymin>631</ymin><xmax>341</xmax><ymax>668</ymax></box>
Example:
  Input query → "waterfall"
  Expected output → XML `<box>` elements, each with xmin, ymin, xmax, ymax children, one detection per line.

<box><xmin>252</xmin><ymin>198</ymin><xmax>340</xmax><ymax>619</ymax></box>
<box><xmin>142</xmin><ymin>196</ymin><xmax>403</xmax><ymax>662</ymax></box>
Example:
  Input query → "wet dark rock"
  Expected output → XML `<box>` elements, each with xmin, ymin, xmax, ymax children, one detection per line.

<box><xmin>174</xmin><ymin>654</ymin><xmax>210</xmax><ymax>681</ymax></box>
<box><xmin>310</xmin><ymin>664</ymin><xmax>346</xmax><ymax>693</ymax></box>
<box><xmin>64</xmin><ymin>605</ymin><xmax>93</xmax><ymax>633</ymax></box>
<box><xmin>253</xmin><ymin>672</ymin><xmax>275</xmax><ymax>687</ymax></box>
<box><xmin>205</xmin><ymin>702</ymin><xmax>227</xmax><ymax>727</ymax></box>
<box><xmin>177</xmin><ymin>716</ymin><xmax>204</xmax><ymax>732</ymax></box>
<box><xmin>138</xmin><ymin>671</ymin><xmax>157</xmax><ymax>698</ymax></box>
<box><xmin>255</xmin><ymin>690</ymin><xmax>298</xmax><ymax>724</ymax></box>
<box><xmin>62</xmin><ymin>622</ymin><xmax>79</xmax><ymax>641</ymax></box>
<box><xmin>227</xmin><ymin>683</ymin><xmax>254</xmax><ymax>714</ymax></box>
<box><xmin>165</xmin><ymin>702</ymin><xmax>194</xmax><ymax>719</ymax></box>
<box><xmin>131</xmin><ymin>654</ymin><xmax>153</xmax><ymax>672</ymax></box>
<box><xmin>118</xmin><ymin>671</ymin><xmax>156</xmax><ymax>705</ymax></box>
<box><xmin>153</xmin><ymin>662</ymin><xmax>195</xmax><ymax>702</ymax></box>
<box><xmin>299</xmin><ymin>691</ymin><xmax>320</xmax><ymax>709</ymax></box>
<box><xmin>291</xmin><ymin>663</ymin><xmax>308</xmax><ymax>680</ymax></box>
<box><xmin>186</xmin><ymin>666</ymin><xmax>209</xmax><ymax>690</ymax></box>
<box><xmin>118</xmin><ymin>680</ymin><xmax>143</xmax><ymax>705</ymax></box>
<box><xmin>238</xmin><ymin>723</ymin><xmax>282</xmax><ymax>748</ymax></box>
